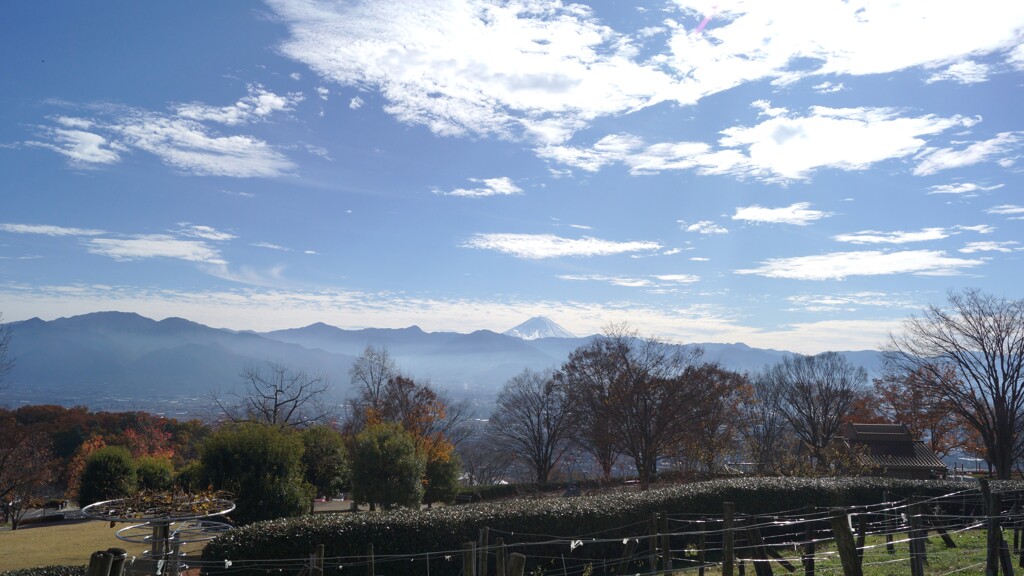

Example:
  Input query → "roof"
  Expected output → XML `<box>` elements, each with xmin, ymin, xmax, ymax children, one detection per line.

<box><xmin>842</xmin><ymin>422</ymin><xmax>947</xmax><ymax>471</ymax></box>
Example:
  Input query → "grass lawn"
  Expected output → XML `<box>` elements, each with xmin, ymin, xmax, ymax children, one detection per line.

<box><xmin>0</xmin><ymin>520</ymin><xmax>207</xmax><ymax>572</ymax></box>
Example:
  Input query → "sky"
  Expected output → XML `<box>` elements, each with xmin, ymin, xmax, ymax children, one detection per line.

<box><xmin>1</xmin><ymin>0</ymin><xmax>1022</xmax><ymax>354</ymax></box>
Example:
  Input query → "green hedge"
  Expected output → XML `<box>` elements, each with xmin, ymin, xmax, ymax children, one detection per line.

<box><xmin>202</xmin><ymin>477</ymin><xmax>1010</xmax><ymax>576</ymax></box>
<box><xmin>0</xmin><ymin>567</ymin><xmax>86</xmax><ymax>576</ymax></box>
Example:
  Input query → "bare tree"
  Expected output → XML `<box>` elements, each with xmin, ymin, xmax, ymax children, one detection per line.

<box><xmin>558</xmin><ymin>324</ymin><xmax>702</xmax><ymax>489</ymax></box>
<box><xmin>767</xmin><ymin>352</ymin><xmax>865</xmax><ymax>470</ymax></box>
<box><xmin>215</xmin><ymin>361</ymin><xmax>334</xmax><ymax>428</ymax></box>
<box><xmin>456</xmin><ymin>433</ymin><xmax>516</xmax><ymax>486</ymax></box>
<box><xmin>349</xmin><ymin>345</ymin><xmax>398</xmax><ymax>413</ymax></box>
<box><xmin>740</xmin><ymin>369</ymin><xmax>795</xmax><ymax>475</ymax></box>
<box><xmin>676</xmin><ymin>363</ymin><xmax>749</xmax><ymax>475</ymax></box>
<box><xmin>0</xmin><ymin>313</ymin><xmax>12</xmax><ymax>391</ymax></box>
<box><xmin>489</xmin><ymin>368</ymin><xmax>574</xmax><ymax>483</ymax></box>
<box><xmin>886</xmin><ymin>289</ymin><xmax>1024</xmax><ymax>479</ymax></box>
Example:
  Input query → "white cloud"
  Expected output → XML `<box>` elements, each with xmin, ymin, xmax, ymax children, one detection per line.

<box><xmin>914</xmin><ymin>132</ymin><xmax>1022</xmax><ymax>175</ymax></box>
<box><xmin>928</xmin><ymin>182</ymin><xmax>1004</xmax><ymax>195</ymax></box>
<box><xmin>26</xmin><ymin>127</ymin><xmax>123</xmax><ymax>166</ymax></box>
<box><xmin>253</xmin><ymin>242</ymin><xmax>291</xmax><ymax>251</ymax></box>
<box><xmin>436</xmin><ymin>176</ymin><xmax>523</xmax><ymax>197</ymax></box>
<box><xmin>956</xmin><ymin>224</ymin><xmax>995</xmax><ymax>234</ymax></box>
<box><xmin>832</xmin><ymin>228</ymin><xmax>948</xmax><ymax>244</ymax></box>
<box><xmin>31</xmin><ymin>88</ymin><xmax>298</xmax><ymax>178</ymax></box>
<box><xmin>316</xmin><ymin>87</ymin><xmax>330</xmax><ymax>101</ymax></box>
<box><xmin>653</xmin><ymin>274</ymin><xmax>700</xmax><ymax>284</ymax></box>
<box><xmin>85</xmin><ymin>235</ymin><xmax>225</xmax><ymax>264</ymax></box>
<box><xmin>175</xmin><ymin>84</ymin><xmax>304</xmax><ymax>125</ymax></box>
<box><xmin>987</xmin><ymin>205</ymin><xmax>1024</xmax><ymax>216</ymax></box>
<box><xmin>811</xmin><ymin>81</ymin><xmax>845</xmax><ymax>94</ymax></box>
<box><xmin>960</xmin><ymin>241</ymin><xmax>1021</xmax><ymax>253</ymax></box>
<box><xmin>690</xmin><ymin>257</ymin><xmax>710</xmax><ymax>262</ymax></box>
<box><xmin>787</xmin><ymin>292</ymin><xmax>917</xmax><ymax>311</ymax></box>
<box><xmin>290</xmin><ymin>72</ymin><xmax>302</xmax><ymax>80</ymax></box>
<box><xmin>177</xmin><ymin>224</ymin><xmax>236</xmax><ymax>241</ymax></box>
<box><xmin>462</xmin><ymin>233</ymin><xmax>661</xmax><ymax>258</ymax></box>
<box><xmin>925</xmin><ymin>60</ymin><xmax>990</xmax><ymax>84</ymax></box>
<box><xmin>0</xmin><ymin>223</ymin><xmax>106</xmax><ymax>236</ymax></box>
<box><xmin>735</xmin><ymin>250</ymin><xmax>985</xmax><ymax>280</ymax></box>
<box><xmin>733</xmin><ymin>202</ymin><xmax>831</xmax><ymax>226</ymax></box>
<box><xmin>349</xmin><ymin>96</ymin><xmax>364</xmax><ymax>110</ymax></box>
<box><xmin>684</xmin><ymin>220</ymin><xmax>728</xmax><ymax>234</ymax></box>
<box><xmin>558</xmin><ymin>274</ymin><xmax>654</xmax><ymax>288</ymax></box>
<box><xmin>541</xmin><ymin>106</ymin><xmax>974</xmax><ymax>181</ymax></box>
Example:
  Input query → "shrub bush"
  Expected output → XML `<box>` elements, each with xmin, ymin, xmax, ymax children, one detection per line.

<box><xmin>203</xmin><ymin>476</ymin><xmax>1009</xmax><ymax>576</ymax></box>
<box><xmin>0</xmin><ymin>566</ymin><xmax>85</xmax><ymax>576</ymax></box>
<box><xmin>77</xmin><ymin>446</ymin><xmax>136</xmax><ymax>507</ymax></box>
<box><xmin>135</xmin><ymin>455</ymin><xmax>174</xmax><ymax>491</ymax></box>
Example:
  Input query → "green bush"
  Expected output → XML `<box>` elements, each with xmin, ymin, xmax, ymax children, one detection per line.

<box><xmin>349</xmin><ymin>423</ymin><xmax>425</xmax><ymax>509</ymax></box>
<box><xmin>78</xmin><ymin>446</ymin><xmax>136</xmax><ymax>507</ymax></box>
<box><xmin>301</xmin><ymin>425</ymin><xmax>348</xmax><ymax>498</ymax></box>
<box><xmin>423</xmin><ymin>453</ymin><xmax>461</xmax><ymax>505</ymax></box>
<box><xmin>174</xmin><ymin>460</ymin><xmax>206</xmax><ymax>492</ymax></box>
<box><xmin>200</xmin><ymin>422</ymin><xmax>313</xmax><ymax>525</ymax></box>
<box><xmin>202</xmin><ymin>477</ymin><xmax>1014</xmax><ymax>576</ymax></box>
<box><xmin>135</xmin><ymin>455</ymin><xmax>174</xmax><ymax>491</ymax></box>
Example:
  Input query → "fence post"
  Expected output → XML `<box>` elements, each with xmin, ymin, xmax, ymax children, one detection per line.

<box><xmin>479</xmin><ymin>527</ymin><xmax>490</xmax><ymax>576</ymax></box>
<box><xmin>829</xmin><ymin>509</ymin><xmax>863</xmax><ymax>576</ymax></box>
<box><xmin>803</xmin><ymin>522</ymin><xmax>815</xmax><ymax>576</ymax></box>
<box><xmin>855</xmin><ymin>514</ymin><xmax>866</xmax><ymax>563</ymax></box>
<box><xmin>106</xmin><ymin>548</ymin><xmax>127</xmax><ymax>576</ymax></box>
<box><xmin>495</xmin><ymin>537</ymin><xmax>506</xmax><ymax>576</ymax></box>
<box><xmin>463</xmin><ymin>542</ymin><xmax>477</xmax><ymax>576</ymax></box>
<box><xmin>616</xmin><ymin>538</ymin><xmax>638</xmax><ymax>576</ymax></box>
<box><xmin>659</xmin><ymin>511</ymin><xmax>671</xmax><ymax>573</ymax></box>
<box><xmin>649</xmin><ymin>513</ymin><xmax>659</xmax><ymax>574</ymax></box>
<box><xmin>367</xmin><ymin>543</ymin><xmax>375</xmax><ymax>576</ymax></box>
<box><xmin>86</xmin><ymin>550</ymin><xmax>112</xmax><ymax>576</ymax></box>
<box><xmin>508</xmin><ymin>553</ymin><xmax>527</xmax><ymax>576</ymax></box>
<box><xmin>699</xmin><ymin>523</ymin><xmax>707</xmax><ymax>576</ymax></box>
<box><xmin>723</xmin><ymin>502</ymin><xmax>736</xmax><ymax>576</ymax></box>
<box><xmin>746</xmin><ymin>525</ymin><xmax>773</xmax><ymax>576</ymax></box>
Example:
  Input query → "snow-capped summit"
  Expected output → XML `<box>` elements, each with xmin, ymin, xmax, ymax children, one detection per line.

<box><xmin>503</xmin><ymin>316</ymin><xmax>576</xmax><ymax>340</ymax></box>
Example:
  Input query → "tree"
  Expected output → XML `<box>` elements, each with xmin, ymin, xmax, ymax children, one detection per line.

<box><xmin>489</xmin><ymin>369</ymin><xmax>573</xmax><ymax>483</ymax></box>
<box><xmin>456</xmin><ymin>433</ymin><xmax>516</xmax><ymax>486</ymax></box>
<box><xmin>0</xmin><ymin>416</ymin><xmax>56</xmax><ymax>529</ymax></box>
<box><xmin>558</xmin><ymin>325</ymin><xmax>701</xmax><ymax>489</ymax></box>
<box><xmin>348</xmin><ymin>345</ymin><xmax>399</xmax><ymax>422</ymax></box>
<box><xmin>200</xmin><ymin>422</ymin><xmax>313</xmax><ymax>524</ymax></box>
<box><xmin>0</xmin><ymin>313</ymin><xmax>12</xmax><ymax>391</ymax></box>
<box><xmin>423</xmin><ymin>452</ymin><xmax>461</xmax><ymax>506</ymax></box>
<box><xmin>886</xmin><ymin>289</ymin><xmax>1024</xmax><ymax>479</ymax></box>
<box><xmin>766</xmin><ymin>352</ymin><xmax>865</xmax><ymax>470</ymax></box>
<box><xmin>675</xmin><ymin>363</ymin><xmax>749</xmax><ymax>474</ymax></box>
<box><xmin>135</xmin><ymin>456</ymin><xmax>174</xmax><ymax>491</ymax></box>
<box><xmin>78</xmin><ymin>446</ymin><xmax>137</xmax><ymax>507</ymax></box>
<box><xmin>740</xmin><ymin>369</ymin><xmax>795</xmax><ymax>475</ymax></box>
<box><xmin>300</xmin><ymin>425</ymin><xmax>348</xmax><ymax>499</ymax></box>
<box><xmin>215</xmin><ymin>362</ymin><xmax>334</xmax><ymax>428</ymax></box>
<box><xmin>872</xmin><ymin>365</ymin><xmax>966</xmax><ymax>459</ymax></box>
<box><xmin>349</xmin><ymin>423</ymin><xmax>426</xmax><ymax>510</ymax></box>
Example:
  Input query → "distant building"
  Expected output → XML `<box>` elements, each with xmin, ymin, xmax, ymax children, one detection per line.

<box><xmin>840</xmin><ymin>423</ymin><xmax>947</xmax><ymax>480</ymax></box>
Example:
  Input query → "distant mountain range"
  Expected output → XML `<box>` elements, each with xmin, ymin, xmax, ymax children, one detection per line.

<box><xmin>1</xmin><ymin>312</ymin><xmax>885</xmax><ymax>410</ymax></box>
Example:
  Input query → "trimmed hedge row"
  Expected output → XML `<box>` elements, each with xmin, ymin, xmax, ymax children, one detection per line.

<box><xmin>202</xmin><ymin>477</ymin><xmax>1011</xmax><ymax>576</ymax></box>
<box><xmin>0</xmin><ymin>567</ymin><xmax>86</xmax><ymax>576</ymax></box>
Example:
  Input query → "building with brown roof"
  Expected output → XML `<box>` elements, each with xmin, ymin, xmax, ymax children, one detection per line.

<box><xmin>840</xmin><ymin>423</ymin><xmax>947</xmax><ymax>480</ymax></box>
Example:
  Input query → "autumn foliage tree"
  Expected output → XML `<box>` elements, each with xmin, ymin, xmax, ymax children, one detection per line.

<box><xmin>873</xmin><ymin>365</ymin><xmax>966</xmax><ymax>459</ymax></box>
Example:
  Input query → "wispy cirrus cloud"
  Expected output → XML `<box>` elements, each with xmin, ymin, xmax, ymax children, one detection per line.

<box><xmin>435</xmin><ymin>177</ymin><xmax>523</xmax><ymax>198</ymax></box>
<box><xmin>177</xmin><ymin>224</ymin><xmax>237</xmax><ymax>241</ymax></box>
<box><xmin>925</xmin><ymin>60</ymin><xmax>991</xmax><ymax>84</ymax></box>
<box><xmin>29</xmin><ymin>88</ymin><xmax>299</xmax><ymax>178</ymax></box>
<box><xmin>786</xmin><ymin>291</ymin><xmax>918</xmax><ymax>312</ymax></box>
<box><xmin>462</xmin><ymin>233</ymin><xmax>661</xmax><ymax>259</ymax></box>
<box><xmin>85</xmin><ymin>234</ymin><xmax>226</xmax><ymax>264</ymax></box>
<box><xmin>0</xmin><ymin>223</ymin><xmax>106</xmax><ymax>236</ymax></box>
<box><xmin>735</xmin><ymin>250</ymin><xmax>984</xmax><ymax>280</ymax></box>
<box><xmin>986</xmin><ymin>205</ymin><xmax>1024</xmax><ymax>216</ymax></box>
<box><xmin>959</xmin><ymin>241</ymin><xmax>1022</xmax><ymax>253</ymax></box>
<box><xmin>914</xmin><ymin>132</ymin><xmax>1022</xmax><ymax>175</ymax></box>
<box><xmin>733</xmin><ymin>202</ymin><xmax>831</xmax><ymax>226</ymax></box>
<box><xmin>541</xmin><ymin>106</ymin><xmax>974</xmax><ymax>181</ymax></box>
<box><xmin>928</xmin><ymin>182</ymin><xmax>1004</xmax><ymax>195</ymax></box>
<box><xmin>683</xmin><ymin>220</ymin><xmax>728</xmax><ymax>234</ymax></box>
<box><xmin>558</xmin><ymin>273</ymin><xmax>700</xmax><ymax>288</ymax></box>
<box><xmin>832</xmin><ymin>228</ymin><xmax>949</xmax><ymax>244</ymax></box>
<box><xmin>175</xmin><ymin>84</ymin><xmax>304</xmax><ymax>125</ymax></box>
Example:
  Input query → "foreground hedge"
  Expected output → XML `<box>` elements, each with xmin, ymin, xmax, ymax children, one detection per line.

<box><xmin>202</xmin><ymin>477</ymin><xmax>1012</xmax><ymax>576</ymax></box>
<box><xmin>0</xmin><ymin>567</ymin><xmax>85</xmax><ymax>576</ymax></box>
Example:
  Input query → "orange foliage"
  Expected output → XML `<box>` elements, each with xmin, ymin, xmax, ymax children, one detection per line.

<box><xmin>64</xmin><ymin>435</ymin><xmax>106</xmax><ymax>499</ymax></box>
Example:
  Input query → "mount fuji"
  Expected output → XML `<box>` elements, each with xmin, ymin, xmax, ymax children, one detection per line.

<box><xmin>503</xmin><ymin>316</ymin><xmax>577</xmax><ymax>340</ymax></box>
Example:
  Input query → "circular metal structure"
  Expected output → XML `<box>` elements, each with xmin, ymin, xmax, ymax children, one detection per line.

<box><xmin>82</xmin><ymin>493</ymin><xmax>235</xmax><ymax>576</ymax></box>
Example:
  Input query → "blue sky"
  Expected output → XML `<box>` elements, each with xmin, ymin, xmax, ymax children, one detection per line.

<box><xmin>1</xmin><ymin>0</ymin><xmax>1022</xmax><ymax>353</ymax></box>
